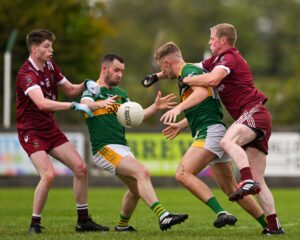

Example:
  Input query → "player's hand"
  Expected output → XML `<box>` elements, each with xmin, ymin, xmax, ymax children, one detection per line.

<box><xmin>154</xmin><ymin>91</ymin><xmax>177</xmax><ymax>110</ymax></box>
<box><xmin>162</xmin><ymin>122</ymin><xmax>182</xmax><ymax>140</ymax></box>
<box><xmin>98</xmin><ymin>96</ymin><xmax>117</xmax><ymax>108</ymax></box>
<box><xmin>84</xmin><ymin>79</ymin><xmax>100</xmax><ymax>96</ymax></box>
<box><xmin>71</xmin><ymin>102</ymin><xmax>94</xmax><ymax>117</ymax></box>
<box><xmin>141</xmin><ymin>73</ymin><xmax>159</xmax><ymax>88</ymax></box>
<box><xmin>160</xmin><ymin>107</ymin><xmax>181</xmax><ymax>124</ymax></box>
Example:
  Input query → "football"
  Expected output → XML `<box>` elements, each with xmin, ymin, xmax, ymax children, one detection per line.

<box><xmin>117</xmin><ymin>101</ymin><xmax>144</xmax><ymax>128</ymax></box>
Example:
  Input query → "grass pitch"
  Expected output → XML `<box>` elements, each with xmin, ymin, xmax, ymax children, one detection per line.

<box><xmin>0</xmin><ymin>187</ymin><xmax>299</xmax><ymax>239</ymax></box>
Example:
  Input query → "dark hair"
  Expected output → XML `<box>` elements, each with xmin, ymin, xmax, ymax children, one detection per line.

<box><xmin>26</xmin><ymin>29</ymin><xmax>55</xmax><ymax>52</ymax></box>
<box><xmin>102</xmin><ymin>53</ymin><xmax>124</xmax><ymax>64</ymax></box>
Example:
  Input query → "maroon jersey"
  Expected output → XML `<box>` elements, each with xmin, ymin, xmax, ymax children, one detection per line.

<box><xmin>16</xmin><ymin>57</ymin><xmax>66</xmax><ymax>130</ymax></box>
<box><xmin>200</xmin><ymin>48</ymin><xmax>267</xmax><ymax>120</ymax></box>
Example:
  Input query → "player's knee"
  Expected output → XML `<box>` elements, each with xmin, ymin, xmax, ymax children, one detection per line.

<box><xmin>220</xmin><ymin>137</ymin><xmax>230</xmax><ymax>150</ymax></box>
<box><xmin>74</xmin><ymin>162</ymin><xmax>88</xmax><ymax>178</ymax></box>
<box><xmin>136</xmin><ymin>166</ymin><xmax>150</xmax><ymax>181</ymax></box>
<box><xmin>175</xmin><ymin>170</ymin><xmax>187</xmax><ymax>185</ymax></box>
<box><xmin>140</xmin><ymin>166</ymin><xmax>150</xmax><ymax>179</ymax></box>
<box><xmin>41</xmin><ymin>171</ymin><xmax>55</xmax><ymax>187</ymax></box>
<box><xmin>128</xmin><ymin>189</ymin><xmax>140</xmax><ymax>199</ymax></box>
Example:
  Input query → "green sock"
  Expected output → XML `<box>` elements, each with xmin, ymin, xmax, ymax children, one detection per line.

<box><xmin>206</xmin><ymin>196</ymin><xmax>225</xmax><ymax>214</ymax></box>
<box><xmin>150</xmin><ymin>202</ymin><xmax>168</xmax><ymax>219</ymax></box>
<box><xmin>257</xmin><ymin>214</ymin><xmax>268</xmax><ymax>228</ymax></box>
<box><xmin>117</xmin><ymin>214</ymin><xmax>130</xmax><ymax>227</ymax></box>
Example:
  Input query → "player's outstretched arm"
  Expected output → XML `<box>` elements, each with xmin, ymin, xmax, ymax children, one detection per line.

<box><xmin>183</xmin><ymin>67</ymin><xmax>227</xmax><ymax>87</ymax></box>
<box><xmin>160</xmin><ymin>86</ymin><xmax>208</xmax><ymax>124</ymax></box>
<box><xmin>28</xmin><ymin>87</ymin><xmax>94</xmax><ymax>117</ymax></box>
<box><xmin>143</xmin><ymin>91</ymin><xmax>177</xmax><ymax>119</ymax></box>
<box><xmin>59</xmin><ymin>79</ymin><xmax>85</xmax><ymax>97</ymax></box>
<box><xmin>58</xmin><ymin>79</ymin><xmax>100</xmax><ymax>98</ymax></box>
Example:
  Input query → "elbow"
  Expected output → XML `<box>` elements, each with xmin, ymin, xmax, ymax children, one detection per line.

<box><xmin>208</xmin><ymin>72</ymin><xmax>223</xmax><ymax>87</ymax></box>
<box><xmin>209</xmin><ymin>79</ymin><xmax>219</xmax><ymax>87</ymax></box>
<box><xmin>37</xmin><ymin>104</ymin><xmax>47</xmax><ymax>111</ymax></box>
<box><xmin>207</xmin><ymin>75</ymin><xmax>221</xmax><ymax>87</ymax></box>
<box><xmin>65</xmin><ymin>91</ymin><xmax>75</xmax><ymax>98</ymax></box>
<box><xmin>36</xmin><ymin>101</ymin><xmax>49</xmax><ymax>111</ymax></box>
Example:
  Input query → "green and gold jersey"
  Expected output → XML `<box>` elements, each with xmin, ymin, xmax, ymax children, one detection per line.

<box><xmin>179</xmin><ymin>63</ymin><xmax>225</xmax><ymax>137</ymax></box>
<box><xmin>81</xmin><ymin>83</ymin><xmax>129</xmax><ymax>154</ymax></box>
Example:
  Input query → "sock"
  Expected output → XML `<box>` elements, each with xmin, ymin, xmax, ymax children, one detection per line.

<box><xmin>266</xmin><ymin>214</ymin><xmax>281</xmax><ymax>230</ymax></box>
<box><xmin>77</xmin><ymin>203</ymin><xmax>89</xmax><ymax>221</ymax></box>
<box><xmin>206</xmin><ymin>197</ymin><xmax>225</xmax><ymax>214</ymax></box>
<box><xmin>240</xmin><ymin>167</ymin><xmax>253</xmax><ymax>181</ymax></box>
<box><xmin>256</xmin><ymin>214</ymin><xmax>268</xmax><ymax>228</ymax></box>
<box><xmin>31</xmin><ymin>214</ymin><xmax>41</xmax><ymax>225</ymax></box>
<box><xmin>150</xmin><ymin>202</ymin><xmax>169</xmax><ymax>220</ymax></box>
<box><xmin>117</xmin><ymin>214</ymin><xmax>130</xmax><ymax>228</ymax></box>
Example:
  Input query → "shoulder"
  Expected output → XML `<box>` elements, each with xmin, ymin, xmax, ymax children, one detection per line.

<box><xmin>220</xmin><ymin>48</ymin><xmax>241</xmax><ymax>60</ymax></box>
<box><xmin>215</xmin><ymin>48</ymin><xmax>240</xmax><ymax>68</ymax></box>
<box><xmin>182</xmin><ymin>63</ymin><xmax>205</xmax><ymax>77</ymax></box>
<box><xmin>17</xmin><ymin>61</ymin><xmax>38</xmax><ymax>81</ymax></box>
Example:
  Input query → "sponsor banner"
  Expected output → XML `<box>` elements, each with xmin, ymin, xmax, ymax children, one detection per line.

<box><xmin>0</xmin><ymin>132</ymin><xmax>85</xmax><ymax>176</ymax></box>
<box><xmin>127</xmin><ymin>132</ymin><xmax>300</xmax><ymax>176</ymax></box>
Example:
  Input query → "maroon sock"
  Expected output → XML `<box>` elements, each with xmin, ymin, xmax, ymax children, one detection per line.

<box><xmin>240</xmin><ymin>167</ymin><xmax>253</xmax><ymax>181</ymax></box>
<box><xmin>267</xmin><ymin>214</ymin><xmax>281</xmax><ymax>230</ymax></box>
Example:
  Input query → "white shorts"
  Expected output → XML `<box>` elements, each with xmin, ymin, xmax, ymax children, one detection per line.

<box><xmin>192</xmin><ymin>124</ymin><xmax>231</xmax><ymax>165</ymax></box>
<box><xmin>93</xmin><ymin>144</ymin><xmax>134</xmax><ymax>175</ymax></box>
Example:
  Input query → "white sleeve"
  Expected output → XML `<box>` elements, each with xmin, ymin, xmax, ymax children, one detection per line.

<box><xmin>24</xmin><ymin>85</ymin><xmax>41</xmax><ymax>96</ymax></box>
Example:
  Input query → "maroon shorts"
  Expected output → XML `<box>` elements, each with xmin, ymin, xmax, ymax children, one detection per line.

<box><xmin>235</xmin><ymin>104</ymin><xmax>272</xmax><ymax>154</ymax></box>
<box><xmin>18</xmin><ymin>125</ymin><xmax>69</xmax><ymax>156</ymax></box>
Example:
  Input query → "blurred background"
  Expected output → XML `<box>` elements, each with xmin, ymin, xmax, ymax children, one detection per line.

<box><xmin>0</xmin><ymin>0</ymin><xmax>300</xmax><ymax>185</ymax></box>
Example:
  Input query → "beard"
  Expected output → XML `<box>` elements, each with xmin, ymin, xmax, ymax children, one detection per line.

<box><xmin>104</xmin><ymin>77</ymin><xmax>118</xmax><ymax>88</ymax></box>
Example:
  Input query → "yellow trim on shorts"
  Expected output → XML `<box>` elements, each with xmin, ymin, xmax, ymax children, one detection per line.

<box><xmin>98</xmin><ymin>146</ymin><xmax>122</xmax><ymax>166</ymax></box>
<box><xmin>192</xmin><ymin>140</ymin><xmax>205</xmax><ymax>148</ymax></box>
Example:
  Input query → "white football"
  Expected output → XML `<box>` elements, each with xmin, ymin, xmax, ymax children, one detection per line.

<box><xmin>117</xmin><ymin>101</ymin><xmax>144</xmax><ymax>128</ymax></box>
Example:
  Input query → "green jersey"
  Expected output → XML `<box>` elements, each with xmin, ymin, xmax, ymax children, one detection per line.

<box><xmin>179</xmin><ymin>63</ymin><xmax>225</xmax><ymax>137</ymax></box>
<box><xmin>81</xmin><ymin>83</ymin><xmax>129</xmax><ymax>154</ymax></box>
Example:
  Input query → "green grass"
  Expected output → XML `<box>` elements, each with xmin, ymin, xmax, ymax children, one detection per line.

<box><xmin>0</xmin><ymin>187</ymin><xmax>299</xmax><ymax>239</ymax></box>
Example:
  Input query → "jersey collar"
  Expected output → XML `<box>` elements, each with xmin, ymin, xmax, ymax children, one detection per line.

<box><xmin>28</xmin><ymin>57</ymin><xmax>47</xmax><ymax>72</ymax></box>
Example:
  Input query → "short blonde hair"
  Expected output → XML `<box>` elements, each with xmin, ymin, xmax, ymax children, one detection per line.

<box><xmin>210</xmin><ymin>23</ymin><xmax>237</xmax><ymax>46</ymax></box>
<box><xmin>154</xmin><ymin>41</ymin><xmax>182</xmax><ymax>61</ymax></box>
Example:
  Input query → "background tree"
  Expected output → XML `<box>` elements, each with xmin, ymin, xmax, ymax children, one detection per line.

<box><xmin>0</xmin><ymin>0</ymin><xmax>112</xmax><ymax>123</ymax></box>
<box><xmin>0</xmin><ymin>0</ymin><xmax>299</xmax><ymax>129</ymax></box>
